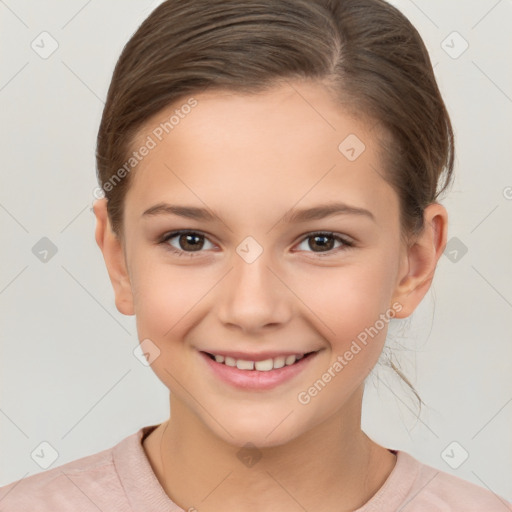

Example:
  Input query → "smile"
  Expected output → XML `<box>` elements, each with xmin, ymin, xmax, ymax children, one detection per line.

<box><xmin>199</xmin><ymin>350</ymin><xmax>322</xmax><ymax>391</ymax></box>
<box><xmin>204</xmin><ymin>352</ymin><xmax>315</xmax><ymax>371</ymax></box>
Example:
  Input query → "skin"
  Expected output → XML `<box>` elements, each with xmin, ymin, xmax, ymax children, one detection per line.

<box><xmin>93</xmin><ymin>80</ymin><xmax>448</xmax><ymax>512</ymax></box>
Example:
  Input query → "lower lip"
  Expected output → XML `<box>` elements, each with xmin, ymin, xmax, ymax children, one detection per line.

<box><xmin>199</xmin><ymin>350</ymin><xmax>320</xmax><ymax>391</ymax></box>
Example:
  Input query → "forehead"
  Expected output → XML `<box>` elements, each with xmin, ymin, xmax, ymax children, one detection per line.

<box><xmin>124</xmin><ymin>81</ymin><xmax>398</xmax><ymax>226</ymax></box>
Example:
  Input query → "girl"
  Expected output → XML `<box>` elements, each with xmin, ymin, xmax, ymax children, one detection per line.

<box><xmin>1</xmin><ymin>0</ymin><xmax>510</xmax><ymax>510</ymax></box>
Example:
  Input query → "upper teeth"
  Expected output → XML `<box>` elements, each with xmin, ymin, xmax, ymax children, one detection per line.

<box><xmin>213</xmin><ymin>353</ymin><xmax>305</xmax><ymax>371</ymax></box>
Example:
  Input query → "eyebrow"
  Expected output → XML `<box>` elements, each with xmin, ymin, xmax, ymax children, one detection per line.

<box><xmin>141</xmin><ymin>201</ymin><xmax>375</xmax><ymax>223</ymax></box>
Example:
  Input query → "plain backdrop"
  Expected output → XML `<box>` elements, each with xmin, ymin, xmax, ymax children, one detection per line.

<box><xmin>1</xmin><ymin>0</ymin><xmax>511</xmax><ymax>503</ymax></box>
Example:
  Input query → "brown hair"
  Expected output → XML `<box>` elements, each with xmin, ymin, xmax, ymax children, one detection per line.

<box><xmin>95</xmin><ymin>0</ymin><xmax>455</xmax><ymax>412</ymax></box>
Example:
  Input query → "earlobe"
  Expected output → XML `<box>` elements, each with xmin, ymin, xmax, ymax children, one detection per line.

<box><xmin>93</xmin><ymin>198</ymin><xmax>135</xmax><ymax>316</ymax></box>
<box><xmin>391</xmin><ymin>203</ymin><xmax>448</xmax><ymax>318</ymax></box>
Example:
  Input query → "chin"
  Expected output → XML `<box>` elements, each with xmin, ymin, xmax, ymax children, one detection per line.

<box><xmin>208</xmin><ymin>416</ymin><xmax>304</xmax><ymax>450</ymax></box>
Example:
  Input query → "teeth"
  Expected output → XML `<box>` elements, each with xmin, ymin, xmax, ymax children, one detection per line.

<box><xmin>273</xmin><ymin>356</ymin><xmax>285</xmax><ymax>369</ymax></box>
<box><xmin>224</xmin><ymin>356</ymin><xmax>236</xmax><ymax>367</ymax></box>
<box><xmin>209</xmin><ymin>352</ymin><xmax>311</xmax><ymax>371</ymax></box>
<box><xmin>236</xmin><ymin>359</ymin><xmax>254</xmax><ymax>370</ymax></box>
<box><xmin>255</xmin><ymin>359</ymin><xmax>274</xmax><ymax>371</ymax></box>
<box><xmin>285</xmin><ymin>355</ymin><xmax>296</xmax><ymax>365</ymax></box>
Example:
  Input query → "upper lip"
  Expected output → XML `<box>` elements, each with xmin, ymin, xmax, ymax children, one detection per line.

<box><xmin>200</xmin><ymin>349</ymin><xmax>321</xmax><ymax>361</ymax></box>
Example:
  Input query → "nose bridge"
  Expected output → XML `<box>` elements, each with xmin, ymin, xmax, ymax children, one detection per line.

<box><xmin>216</xmin><ymin>236</ymin><xmax>291</xmax><ymax>332</ymax></box>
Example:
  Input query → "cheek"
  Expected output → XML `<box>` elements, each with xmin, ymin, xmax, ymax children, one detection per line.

<box><xmin>305</xmin><ymin>261</ymin><xmax>394</xmax><ymax>336</ymax></box>
<box><xmin>130</xmin><ymin>256</ymin><xmax>211</xmax><ymax>339</ymax></box>
<box><xmin>130</xmin><ymin>264</ymin><xmax>206</xmax><ymax>387</ymax></box>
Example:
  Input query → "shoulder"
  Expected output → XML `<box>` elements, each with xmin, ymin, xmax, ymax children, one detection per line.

<box><xmin>398</xmin><ymin>451</ymin><xmax>512</xmax><ymax>511</ymax></box>
<box><xmin>0</xmin><ymin>441</ymin><xmax>125</xmax><ymax>512</ymax></box>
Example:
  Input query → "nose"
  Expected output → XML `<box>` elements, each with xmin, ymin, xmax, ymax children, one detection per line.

<box><xmin>216</xmin><ymin>247</ymin><xmax>292</xmax><ymax>334</ymax></box>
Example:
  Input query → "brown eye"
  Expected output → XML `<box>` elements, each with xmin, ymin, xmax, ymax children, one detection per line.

<box><xmin>296</xmin><ymin>232</ymin><xmax>354</xmax><ymax>256</ymax></box>
<box><xmin>160</xmin><ymin>230</ymin><xmax>214</xmax><ymax>256</ymax></box>
<box><xmin>309</xmin><ymin>234</ymin><xmax>335</xmax><ymax>252</ymax></box>
<box><xmin>176</xmin><ymin>233</ymin><xmax>204</xmax><ymax>251</ymax></box>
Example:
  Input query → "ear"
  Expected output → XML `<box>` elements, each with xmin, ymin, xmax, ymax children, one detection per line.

<box><xmin>391</xmin><ymin>203</ymin><xmax>448</xmax><ymax>318</ymax></box>
<box><xmin>93</xmin><ymin>198</ymin><xmax>135</xmax><ymax>316</ymax></box>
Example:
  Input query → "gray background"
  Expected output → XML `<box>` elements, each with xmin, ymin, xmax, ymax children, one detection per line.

<box><xmin>1</xmin><ymin>0</ymin><xmax>511</xmax><ymax>504</ymax></box>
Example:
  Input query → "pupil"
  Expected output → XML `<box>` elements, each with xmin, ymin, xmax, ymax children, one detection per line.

<box><xmin>181</xmin><ymin>233</ymin><xmax>202</xmax><ymax>251</ymax></box>
<box><xmin>312</xmin><ymin>235</ymin><xmax>333</xmax><ymax>251</ymax></box>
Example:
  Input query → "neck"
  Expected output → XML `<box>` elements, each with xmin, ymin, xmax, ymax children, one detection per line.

<box><xmin>143</xmin><ymin>386</ymin><xmax>396</xmax><ymax>512</ymax></box>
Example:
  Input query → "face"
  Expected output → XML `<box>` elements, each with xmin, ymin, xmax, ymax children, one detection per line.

<box><xmin>95</xmin><ymin>80</ymin><xmax>440</xmax><ymax>449</ymax></box>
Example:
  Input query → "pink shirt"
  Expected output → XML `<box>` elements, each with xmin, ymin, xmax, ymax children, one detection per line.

<box><xmin>1</xmin><ymin>424</ymin><xmax>510</xmax><ymax>511</ymax></box>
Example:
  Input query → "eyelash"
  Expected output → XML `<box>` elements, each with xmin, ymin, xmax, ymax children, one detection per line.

<box><xmin>158</xmin><ymin>230</ymin><xmax>355</xmax><ymax>258</ymax></box>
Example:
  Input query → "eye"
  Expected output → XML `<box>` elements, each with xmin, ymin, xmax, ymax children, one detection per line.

<box><xmin>158</xmin><ymin>230</ymin><xmax>354</xmax><ymax>258</ymax></box>
<box><xmin>159</xmin><ymin>230</ymin><xmax>215</xmax><ymax>257</ymax></box>
<box><xmin>295</xmin><ymin>231</ymin><xmax>354</xmax><ymax>256</ymax></box>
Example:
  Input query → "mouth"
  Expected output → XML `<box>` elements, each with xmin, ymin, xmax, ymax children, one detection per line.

<box><xmin>199</xmin><ymin>349</ymin><xmax>322</xmax><ymax>391</ymax></box>
<box><xmin>201</xmin><ymin>350</ymin><xmax>318</xmax><ymax>371</ymax></box>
